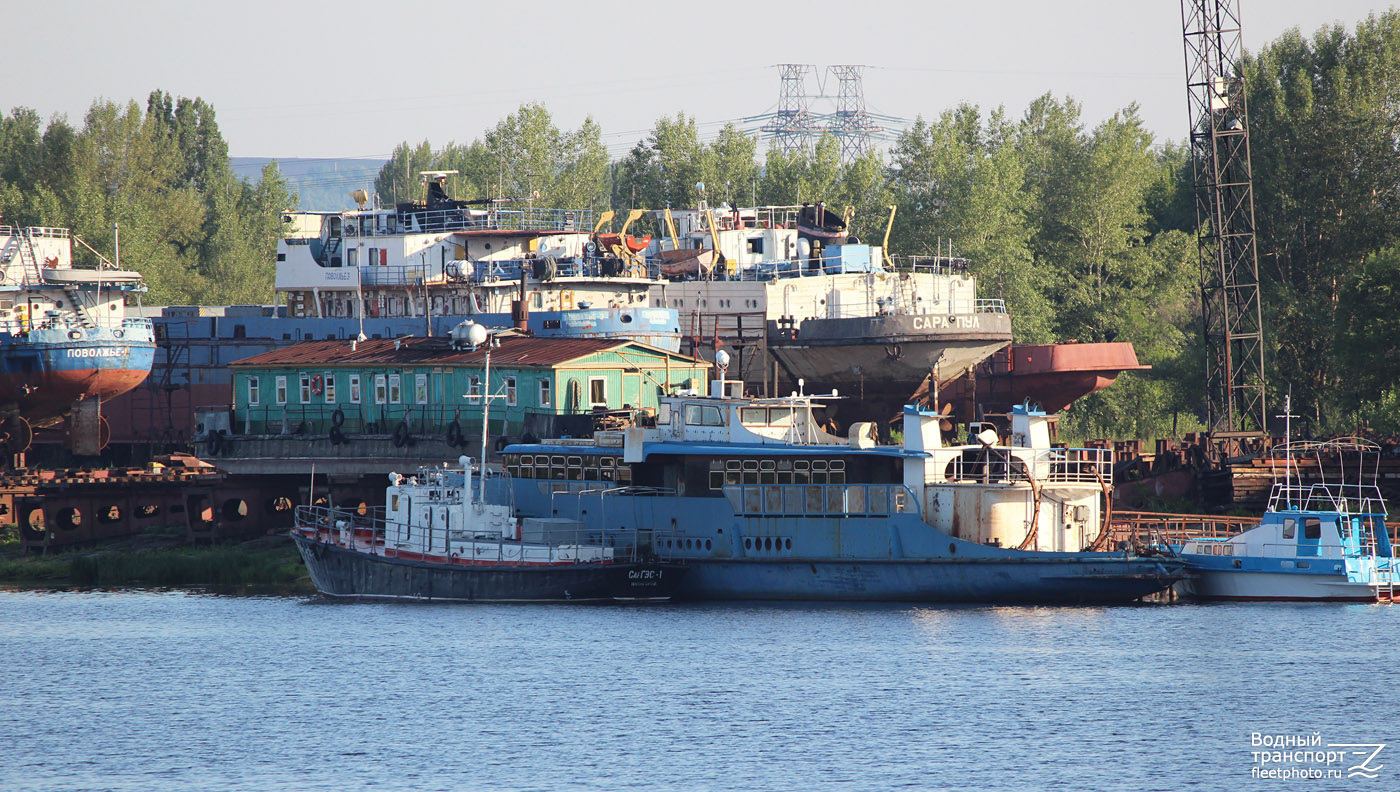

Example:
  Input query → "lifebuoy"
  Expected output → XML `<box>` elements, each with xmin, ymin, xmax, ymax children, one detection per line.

<box><xmin>331</xmin><ymin>407</ymin><xmax>345</xmax><ymax>428</ymax></box>
<box><xmin>311</xmin><ymin>375</ymin><xmax>324</xmax><ymax>395</ymax></box>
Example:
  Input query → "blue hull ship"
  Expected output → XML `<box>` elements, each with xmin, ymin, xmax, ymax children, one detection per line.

<box><xmin>499</xmin><ymin>378</ymin><xmax>1183</xmax><ymax>603</ymax></box>
<box><xmin>0</xmin><ymin>225</ymin><xmax>154</xmax><ymax>455</ymax></box>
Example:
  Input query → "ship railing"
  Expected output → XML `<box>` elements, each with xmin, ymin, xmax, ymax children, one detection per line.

<box><xmin>1265</xmin><ymin>483</ymin><xmax>1389</xmax><ymax>518</ymax></box>
<box><xmin>389</xmin><ymin>206</ymin><xmax>591</xmax><ymax>235</ymax></box>
<box><xmin>297</xmin><ymin>501</ymin><xmax>669</xmax><ymax>564</ymax></box>
<box><xmin>1107</xmin><ymin>511</ymin><xmax>1258</xmax><ymax>548</ymax></box>
<box><xmin>1</xmin><ymin>226</ymin><xmax>70</xmax><ymax>239</ymax></box>
<box><xmin>721</xmin><ymin>482</ymin><xmax>919</xmax><ymax>518</ymax></box>
<box><xmin>892</xmin><ymin>255</ymin><xmax>971</xmax><ymax>276</ymax></box>
<box><xmin>975</xmin><ymin>299</ymin><xmax>1007</xmax><ymax>314</ymax></box>
<box><xmin>937</xmin><ymin>447</ymin><xmax>1112</xmax><ymax>485</ymax></box>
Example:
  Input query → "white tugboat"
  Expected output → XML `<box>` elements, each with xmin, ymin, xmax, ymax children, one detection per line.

<box><xmin>291</xmin><ymin>322</ymin><xmax>684</xmax><ymax>602</ymax></box>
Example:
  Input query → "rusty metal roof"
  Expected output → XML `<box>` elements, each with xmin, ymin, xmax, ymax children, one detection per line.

<box><xmin>230</xmin><ymin>335</ymin><xmax>698</xmax><ymax>369</ymax></box>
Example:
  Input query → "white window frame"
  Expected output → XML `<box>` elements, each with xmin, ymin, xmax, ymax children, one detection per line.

<box><xmin>349</xmin><ymin>374</ymin><xmax>361</xmax><ymax>404</ymax></box>
<box><xmin>468</xmin><ymin>375</ymin><xmax>481</xmax><ymax>404</ymax></box>
<box><xmin>505</xmin><ymin>376</ymin><xmax>517</xmax><ymax>406</ymax></box>
<box><xmin>275</xmin><ymin>375</ymin><xmax>288</xmax><ymax>406</ymax></box>
<box><xmin>588</xmin><ymin>376</ymin><xmax>607</xmax><ymax>409</ymax></box>
<box><xmin>299</xmin><ymin>372</ymin><xmax>312</xmax><ymax>403</ymax></box>
<box><xmin>374</xmin><ymin>374</ymin><xmax>387</xmax><ymax>405</ymax></box>
<box><xmin>389</xmin><ymin>374</ymin><xmax>401</xmax><ymax>404</ymax></box>
<box><xmin>415</xmin><ymin>373</ymin><xmax>428</xmax><ymax>405</ymax></box>
<box><xmin>539</xmin><ymin>378</ymin><xmax>551</xmax><ymax>407</ymax></box>
<box><xmin>248</xmin><ymin>376</ymin><xmax>260</xmax><ymax>406</ymax></box>
<box><xmin>323</xmin><ymin>371</ymin><xmax>336</xmax><ymax>403</ymax></box>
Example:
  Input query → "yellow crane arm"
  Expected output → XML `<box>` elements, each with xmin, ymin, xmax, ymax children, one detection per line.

<box><xmin>881</xmin><ymin>205</ymin><xmax>897</xmax><ymax>269</ymax></box>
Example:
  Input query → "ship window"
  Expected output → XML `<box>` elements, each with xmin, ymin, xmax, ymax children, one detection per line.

<box><xmin>299</xmin><ymin>373</ymin><xmax>312</xmax><ymax>403</ymax></box>
<box><xmin>248</xmin><ymin>377</ymin><xmax>260</xmax><ymax>406</ymax></box>
<box><xmin>830</xmin><ymin>459</ymin><xmax>845</xmax><ymax>485</ymax></box>
<box><xmin>505</xmin><ymin>376</ymin><xmax>517</xmax><ymax>406</ymax></box>
<box><xmin>374</xmin><ymin>375</ymin><xmax>386</xmax><ymax>405</ymax></box>
<box><xmin>616</xmin><ymin>464</ymin><xmax>631</xmax><ymax>484</ymax></box>
<box><xmin>551</xmin><ymin>456</ymin><xmax>566</xmax><ymax>480</ymax></box>
<box><xmin>743</xmin><ymin>459</ymin><xmax>759</xmax><ymax>485</ymax></box>
<box><xmin>741</xmin><ymin>408</ymin><xmax>767</xmax><ymax>424</ymax></box>
<box><xmin>567</xmin><ymin>456</ymin><xmax>583</xmax><ymax>481</ymax></box>
<box><xmin>389</xmin><ymin>374</ymin><xmax>401</xmax><ymax>404</ymax></box>
<box><xmin>415</xmin><ymin>374</ymin><xmax>428</xmax><ymax>405</ymax></box>
<box><xmin>1282</xmin><ymin>519</ymin><xmax>1295</xmax><ymax>540</ymax></box>
<box><xmin>1304</xmin><ymin>519</ymin><xmax>1321</xmax><ymax>540</ymax></box>
<box><xmin>812</xmin><ymin>460</ymin><xmax>828</xmax><ymax>484</ymax></box>
<box><xmin>349</xmin><ymin>374</ymin><xmax>361</xmax><ymax>404</ymax></box>
<box><xmin>794</xmin><ymin>460</ymin><xmax>809</xmax><ymax>484</ymax></box>
<box><xmin>725</xmin><ymin>460</ymin><xmax>741</xmax><ymax>486</ymax></box>
<box><xmin>747</xmin><ymin>237</ymin><xmax>764</xmax><ymax>254</ymax></box>
<box><xmin>684</xmin><ymin>404</ymin><xmax>724</xmax><ymax>426</ymax></box>
<box><xmin>468</xmin><ymin>376</ymin><xmax>481</xmax><ymax>404</ymax></box>
<box><xmin>275</xmin><ymin>376</ymin><xmax>288</xmax><ymax>405</ymax></box>
<box><xmin>539</xmin><ymin>379</ymin><xmax>551</xmax><ymax>407</ymax></box>
<box><xmin>345</xmin><ymin>248</ymin><xmax>358</xmax><ymax>268</ymax></box>
<box><xmin>760</xmin><ymin>459</ymin><xmax>776</xmax><ymax>484</ymax></box>
<box><xmin>505</xmin><ymin>455</ymin><xmax>519</xmax><ymax>477</ymax></box>
<box><xmin>532</xmin><ymin>293</ymin><xmax>544</xmax><ymax>309</ymax></box>
<box><xmin>776</xmin><ymin>459</ymin><xmax>793</xmax><ymax>484</ymax></box>
<box><xmin>321</xmin><ymin>371</ymin><xmax>336</xmax><ymax>403</ymax></box>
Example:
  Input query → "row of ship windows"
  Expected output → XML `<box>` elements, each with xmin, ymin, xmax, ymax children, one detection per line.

<box><xmin>745</xmin><ymin>536</ymin><xmax>792</xmax><ymax>553</ymax></box>
<box><xmin>663</xmin><ymin>538</ymin><xmax>714</xmax><ymax>551</ymax></box>
<box><xmin>505</xmin><ymin>455</ymin><xmax>633</xmax><ymax>483</ymax></box>
<box><xmin>665</xmin><ymin>298</ymin><xmax>762</xmax><ymax>309</ymax></box>
<box><xmin>248</xmin><ymin>373</ymin><xmax>545</xmax><ymax>408</ymax></box>
<box><xmin>709</xmin><ymin>459</ymin><xmax>846</xmax><ymax>490</ymax></box>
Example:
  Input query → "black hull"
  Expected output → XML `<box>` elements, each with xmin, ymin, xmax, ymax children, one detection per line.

<box><xmin>292</xmin><ymin>534</ymin><xmax>683</xmax><ymax>602</ymax></box>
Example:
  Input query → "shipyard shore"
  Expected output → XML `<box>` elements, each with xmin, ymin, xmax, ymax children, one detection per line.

<box><xmin>0</xmin><ymin>533</ymin><xmax>312</xmax><ymax>592</ymax></box>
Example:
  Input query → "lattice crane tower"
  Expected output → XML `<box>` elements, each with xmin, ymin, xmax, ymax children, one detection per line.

<box><xmin>1182</xmin><ymin>0</ymin><xmax>1267</xmax><ymax>442</ymax></box>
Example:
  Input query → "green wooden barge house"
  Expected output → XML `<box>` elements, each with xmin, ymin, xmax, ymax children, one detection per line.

<box><xmin>227</xmin><ymin>333</ymin><xmax>711</xmax><ymax>444</ymax></box>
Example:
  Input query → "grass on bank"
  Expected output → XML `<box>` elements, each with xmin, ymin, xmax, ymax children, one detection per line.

<box><xmin>0</xmin><ymin>527</ymin><xmax>313</xmax><ymax>591</ymax></box>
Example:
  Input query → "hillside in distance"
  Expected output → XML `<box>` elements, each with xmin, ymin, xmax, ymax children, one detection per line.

<box><xmin>232</xmin><ymin>157</ymin><xmax>386</xmax><ymax>211</ymax></box>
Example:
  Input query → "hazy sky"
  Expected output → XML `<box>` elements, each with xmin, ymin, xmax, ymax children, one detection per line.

<box><xmin>8</xmin><ymin>1</ymin><xmax>1394</xmax><ymax>161</ymax></box>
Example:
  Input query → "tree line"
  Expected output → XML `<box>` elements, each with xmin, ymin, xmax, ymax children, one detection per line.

<box><xmin>1</xmin><ymin>12</ymin><xmax>1396</xmax><ymax>440</ymax></box>
<box><xmin>0</xmin><ymin>90</ymin><xmax>295</xmax><ymax>306</ymax></box>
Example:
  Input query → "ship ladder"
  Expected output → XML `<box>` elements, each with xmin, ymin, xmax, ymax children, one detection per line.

<box><xmin>63</xmin><ymin>286</ymin><xmax>99</xmax><ymax>330</ymax></box>
<box><xmin>18</xmin><ymin>230</ymin><xmax>45</xmax><ymax>283</ymax></box>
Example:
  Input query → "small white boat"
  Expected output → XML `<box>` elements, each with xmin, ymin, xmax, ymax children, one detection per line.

<box><xmin>1175</xmin><ymin>438</ymin><xmax>1397</xmax><ymax>602</ymax></box>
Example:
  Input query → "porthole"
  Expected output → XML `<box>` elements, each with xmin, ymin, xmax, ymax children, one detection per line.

<box><xmin>949</xmin><ymin>542</ymin><xmax>957</xmax><ymax>555</ymax></box>
<box><xmin>785</xmin><ymin>538</ymin><xmax>792</xmax><ymax>550</ymax></box>
<box><xmin>705</xmin><ymin>539</ymin><xmax>712</xmax><ymax>550</ymax></box>
<box><xmin>744</xmin><ymin>538</ymin><xmax>752</xmax><ymax>549</ymax></box>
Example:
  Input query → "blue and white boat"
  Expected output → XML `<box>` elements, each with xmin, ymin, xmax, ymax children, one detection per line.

<box><xmin>496</xmin><ymin>367</ymin><xmax>1183</xmax><ymax>603</ymax></box>
<box><xmin>0</xmin><ymin>224</ymin><xmax>154</xmax><ymax>455</ymax></box>
<box><xmin>1175</xmin><ymin>439</ymin><xmax>1397</xmax><ymax>602</ymax></box>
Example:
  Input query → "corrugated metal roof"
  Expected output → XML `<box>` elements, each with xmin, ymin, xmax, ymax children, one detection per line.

<box><xmin>229</xmin><ymin>335</ymin><xmax>699</xmax><ymax>369</ymax></box>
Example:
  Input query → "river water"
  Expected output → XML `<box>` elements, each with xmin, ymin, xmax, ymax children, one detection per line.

<box><xmin>1</xmin><ymin>591</ymin><xmax>1395</xmax><ymax>791</ymax></box>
